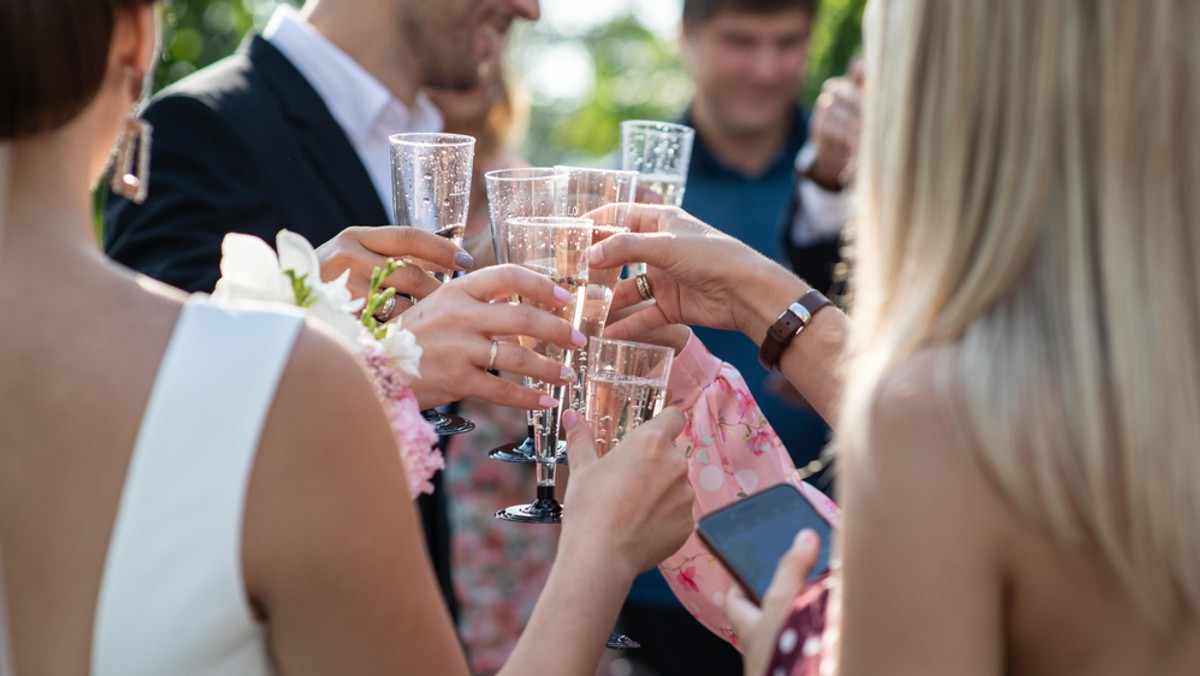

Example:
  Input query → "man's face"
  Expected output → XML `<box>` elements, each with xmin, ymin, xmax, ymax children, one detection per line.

<box><xmin>683</xmin><ymin>8</ymin><xmax>811</xmax><ymax>137</ymax></box>
<box><xmin>404</xmin><ymin>0</ymin><xmax>538</xmax><ymax>91</ymax></box>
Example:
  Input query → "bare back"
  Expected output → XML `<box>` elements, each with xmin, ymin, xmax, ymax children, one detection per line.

<box><xmin>836</xmin><ymin>348</ymin><xmax>1200</xmax><ymax>675</ymax></box>
<box><xmin>0</xmin><ymin>250</ymin><xmax>466</xmax><ymax>674</ymax></box>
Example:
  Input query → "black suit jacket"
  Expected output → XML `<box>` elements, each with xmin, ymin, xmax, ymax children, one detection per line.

<box><xmin>104</xmin><ymin>35</ymin><xmax>458</xmax><ymax>620</ymax></box>
<box><xmin>105</xmin><ymin>35</ymin><xmax>388</xmax><ymax>292</ymax></box>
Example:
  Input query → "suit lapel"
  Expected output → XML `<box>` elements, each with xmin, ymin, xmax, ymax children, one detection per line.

<box><xmin>243</xmin><ymin>35</ymin><xmax>389</xmax><ymax>226</ymax></box>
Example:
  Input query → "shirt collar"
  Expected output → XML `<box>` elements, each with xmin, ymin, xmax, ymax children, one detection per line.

<box><xmin>263</xmin><ymin>6</ymin><xmax>442</xmax><ymax>144</ymax></box>
<box><xmin>682</xmin><ymin>104</ymin><xmax>808</xmax><ymax>180</ymax></box>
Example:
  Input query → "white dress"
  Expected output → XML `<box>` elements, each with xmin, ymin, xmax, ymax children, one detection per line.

<box><xmin>90</xmin><ymin>297</ymin><xmax>304</xmax><ymax>675</ymax></box>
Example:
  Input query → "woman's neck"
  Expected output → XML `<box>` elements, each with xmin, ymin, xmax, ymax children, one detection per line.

<box><xmin>5</xmin><ymin>120</ymin><xmax>108</xmax><ymax>261</ymax></box>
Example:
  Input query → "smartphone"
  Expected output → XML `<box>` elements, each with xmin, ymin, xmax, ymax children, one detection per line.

<box><xmin>697</xmin><ymin>483</ymin><xmax>832</xmax><ymax>605</ymax></box>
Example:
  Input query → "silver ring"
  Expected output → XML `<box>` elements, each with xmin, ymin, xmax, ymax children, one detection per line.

<box><xmin>635</xmin><ymin>273</ymin><xmax>654</xmax><ymax>302</ymax></box>
<box><xmin>373</xmin><ymin>293</ymin><xmax>399</xmax><ymax>322</ymax></box>
<box><xmin>486</xmin><ymin>339</ymin><xmax>500</xmax><ymax>372</ymax></box>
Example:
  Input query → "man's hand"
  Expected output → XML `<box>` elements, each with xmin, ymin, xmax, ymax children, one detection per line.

<box><xmin>805</xmin><ymin>58</ymin><xmax>865</xmax><ymax>191</ymax></box>
<box><xmin>317</xmin><ymin>226</ymin><xmax>476</xmax><ymax>306</ymax></box>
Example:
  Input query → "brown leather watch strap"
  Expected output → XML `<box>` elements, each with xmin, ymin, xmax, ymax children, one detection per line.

<box><xmin>758</xmin><ymin>289</ymin><xmax>832</xmax><ymax>371</ymax></box>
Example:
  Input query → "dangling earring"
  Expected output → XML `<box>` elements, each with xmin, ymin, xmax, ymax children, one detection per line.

<box><xmin>110</xmin><ymin>66</ymin><xmax>153</xmax><ymax>204</ymax></box>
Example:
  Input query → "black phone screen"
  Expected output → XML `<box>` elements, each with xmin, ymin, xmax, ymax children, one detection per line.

<box><xmin>697</xmin><ymin>484</ymin><xmax>832</xmax><ymax>603</ymax></box>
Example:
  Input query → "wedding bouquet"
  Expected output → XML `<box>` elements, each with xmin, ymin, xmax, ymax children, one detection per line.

<box><xmin>211</xmin><ymin>230</ymin><xmax>441</xmax><ymax>496</ymax></box>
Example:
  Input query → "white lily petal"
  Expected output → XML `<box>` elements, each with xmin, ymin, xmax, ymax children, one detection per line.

<box><xmin>277</xmin><ymin>229</ymin><xmax>321</xmax><ymax>281</ymax></box>
<box><xmin>219</xmin><ymin>233</ymin><xmax>280</xmax><ymax>286</ymax></box>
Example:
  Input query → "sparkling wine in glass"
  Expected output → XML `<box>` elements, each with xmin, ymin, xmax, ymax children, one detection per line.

<box><xmin>496</xmin><ymin>217</ymin><xmax>593</xmax><ymax>524</ymax></box>
<box><xmin>553</xmin><ymin>166</ymin><xmax>638</xmax><ymax>414</ymax></box>
<box><xmin>584</xmin><ymin>337</ymin><xmax>674</xmax><ymax>457</ymax></box>
<box><xmin>482</xmin><ymin>168</ymin><xmax>568</xmax><ymax>464</ymax></box>
<box><xmin>390</xmin><ymin>132</ymin><xmax>477</xmax><ymax>435</ymax></box>
<box><xmin>619</xmin><ymin>120</ymin><xmax>695</xmax><ymax>276</ymax></box>
<box><xmin>585</xmin><ymin>336</ymin><xmax>673</xmax><ymax>650</ymax></box>
<box><xmin>390</xmin><ymin>132</ymin><xmax>475</xmax><ymax>282</ymax></box>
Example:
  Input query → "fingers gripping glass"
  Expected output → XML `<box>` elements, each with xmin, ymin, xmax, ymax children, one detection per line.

<box><xmin>583</xmin><ymin>337</ymin><xmax>674</xmax><ymax>650</ymax></box>
<box><xmin>495</xmin><ymin>217</ymin><xmax>593</xmax><ymax>524</ymax></box>
<box><xmin>390</xmin><ymin>132</ymin><xmax>478</xmax><ymax>436</ymax></box>
<box><xmin>483</xmin><ymin>168</ymin><xmax>569</xmax><ymax>464</ymax></box>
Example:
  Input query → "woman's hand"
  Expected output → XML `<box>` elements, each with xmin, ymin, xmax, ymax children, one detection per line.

<box><xmin>725</xmin><ymin>529</ymin><xmax>823</xmax><ymax>676</ymax></box>
<box><xmin>559</xmin><ymin>407</ymin><xmax>694</xmax><ymax>579</ymax></box>
<box><xmin>401</xmin><ymin>265</ymin><xmax>586</xmax><ymax>410</ymax></box>
<box><xmin>589</xmin><ymin>205</ymin><xmax>809</xmax><ymax>344</ymax></box>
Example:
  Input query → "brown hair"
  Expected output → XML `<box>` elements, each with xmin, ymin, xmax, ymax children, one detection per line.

<box><xmin>682</xmin><ymin>0</ymin><xmax>817</xmax><ymax>27</ymax></box>
<box><xmin>0</xmin><ymin>0</ymin><xmax>153</xmax><ymax>140</ymax></box>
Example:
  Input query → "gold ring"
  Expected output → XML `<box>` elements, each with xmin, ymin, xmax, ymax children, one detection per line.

<box><xmin>487</xmin><ymin>339</ymin><xmax>500</xmax><ymax>372</ymax></box>
<box><xmin>635</xmin><ymin>273</ymin><xmax>653</xmax><ymax>302</ymax></box>
<box><xmin>373</xmin><ymin>293</ymin><xmax>398</xmax><ymax>322</ymax></box>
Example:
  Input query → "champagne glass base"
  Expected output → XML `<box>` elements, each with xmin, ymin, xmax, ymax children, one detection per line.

<box><xmin>606</xmin><ymin>633</ymin><xmax>641</xmax><ymax>650</ymax></box>
<box><xmin>487</xmin><ymin>438</ymin><xmax>568</xmax><ymax>464</ymax></box>
<box><xmin>496</xmin><ymin>498</ymin><xmax>562</xmax><ymax>524</ymax></box>
<box><xmin>421</xmin><ymin>409</ymin><xmax>476</xmax><ymax>436</ymax></box>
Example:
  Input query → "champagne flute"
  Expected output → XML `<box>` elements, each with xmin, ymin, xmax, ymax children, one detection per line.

<box><xmin>619</xmin><ymin>120</ymin><xmax>695</xmax><ymax>276</ymax></box>
<box><xmin>496</xmin><ymin>217</ymin><xmax>592</xmax><ymax>524</ymax></box>
<box><xmin>553</xmin><ymin>166</ymin><xmax>638</xmax><ymax>415</ymax></box>
<box><xmin>390</xmin><ymin>132</ymin><xmax>478</xmax><ymax>436</ymax></box>
<box><xmin>482</xmin><ymin>168</ymin><xmax>568</xmax><ymax>465</ymax></box>
<box><xmin>585</xmin><ymin>337</ymin><xmax>674</xmax><ymax>457</ymax></box>
<box><xmin>585</xmin><ymin>337</ymin><xmax>674</xmax><ymax>650</ymax></box>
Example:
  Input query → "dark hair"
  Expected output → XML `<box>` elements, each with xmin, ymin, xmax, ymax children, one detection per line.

<box><xmin>0</xmin><ymin>0</ymin><xmax>152</xmax><ymax>140</ymax></box>
<box><xmin>682</xmin><ymin>0</ymin><xmax>817</xmax><ymax>26</ymax></box>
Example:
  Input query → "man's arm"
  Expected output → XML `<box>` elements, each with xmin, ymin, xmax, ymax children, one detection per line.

<box><xmin>104</xmin><ymin>95</ymin><xmax>276</xmax><ymax>292</ymax></box>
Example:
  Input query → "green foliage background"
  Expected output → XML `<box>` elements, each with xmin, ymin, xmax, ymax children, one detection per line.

<box><xmin>152</xmin><ymin>0</ymin><xmax>865</xmax><ymax>165</ymax></box>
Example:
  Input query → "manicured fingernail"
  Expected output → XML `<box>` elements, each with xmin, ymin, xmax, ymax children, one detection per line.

<box><xmin>561</xmin><ymin>367</ymin><xmax>576</xmax><ymax>382</ymax></box>
<box><xmin>454</xmin><ymin>251</ymin><xmax>475</xmax><ymax>270</ymax></box>
<box><xmin>538</xmin><ymin>395</ymin><xmax>560</xmax><ymax>408</ymax></box>
<box><xmin>553</xmin><ymin>286</ymin><xmax>573</xmax><ymax>304</ymax></box>
<box><xmin>562</xmin><ymin>408</ymin><xmax>580</xmax><ymax>431</ymax></box>
<box><xmin>571</xmin><ymin>329</ymin><xmax>587</xmax><ymax>347</ymax></box>
<box><xmin>588</xmin><ymin>247</ymin><xmax>606</xmax><ymax>266</ymax></box>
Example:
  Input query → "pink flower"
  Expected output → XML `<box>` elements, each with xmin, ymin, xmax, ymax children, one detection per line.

<box><xmin>678</xmin><ymin>566</ymin><xmax>701</xmax><ymax>593</ymax></box>
<box><xmin>359</xmin><ymin>341</ymin><xmax>441</xmax><ymax>497</ymax></box>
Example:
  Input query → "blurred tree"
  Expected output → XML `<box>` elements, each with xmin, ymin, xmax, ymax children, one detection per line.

<box><xmin>804</xmin><ymin>0</ymin><xmax>867</xmax><ymax>104</ymax></box>
<box><xmin>154</xmin><ymin>0</ymin><xmax>297</xmax><ymax>90</ymax></box>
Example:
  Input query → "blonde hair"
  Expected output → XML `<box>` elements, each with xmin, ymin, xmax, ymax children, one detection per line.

<box><xmin>843</xmin><ymin>0</ymin><xmax>1200</xmax><ymax>620</ymax></box>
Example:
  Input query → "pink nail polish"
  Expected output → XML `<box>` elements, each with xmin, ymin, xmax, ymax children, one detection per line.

<box><xmin>571</xmin><ymin>329</ymin><xmax>587</xmax><ymax>347</ymax></box>
<box><xmin>561</xmin><ymin>367</ymin><xmax>576</xmax><ymax>382</ymax></box>
<box><xmin>538</xmin><ymin>395</ymin><xmax>560</xmax><ymax>408</ymax></box>
<box><xmin>553</xmin><ymin>286</ymin><xmax>573</xmax><ymax>303</ymax></box>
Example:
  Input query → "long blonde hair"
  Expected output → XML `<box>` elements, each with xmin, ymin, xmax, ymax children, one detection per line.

<box><xmin>843</xmin><ymin>0</ymin><xmax>1200</xmax><ymax>620</ymax></box>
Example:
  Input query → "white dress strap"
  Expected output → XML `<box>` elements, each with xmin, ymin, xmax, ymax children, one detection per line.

<box><xmin>91</xmin><ymin>297</ymin><xmax>304</xmax><ymax>676</ymax></box>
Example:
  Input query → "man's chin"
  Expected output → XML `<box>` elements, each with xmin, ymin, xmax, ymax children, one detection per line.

<box><xmin>422</xmin><ymin>63</ymin><xmax>482</xmax><ymax>92</ymax></box>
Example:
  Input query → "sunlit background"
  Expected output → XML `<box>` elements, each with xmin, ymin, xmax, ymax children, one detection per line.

<box><xmin>154</xmin><ymin>0</ymin><xmax>863</xmax><ymax>166</ymax></box>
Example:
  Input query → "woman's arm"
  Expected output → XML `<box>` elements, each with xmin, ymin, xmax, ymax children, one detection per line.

<box><xmin>501</xmin><ymin>408</ymin><xmax>693</xmax><ymax>675</ymax></box>
<box><xmin>245</xmin><ymin>322</ymin><xmax>693</xmax><ymax>674</ymax></box>
<box><xmin>591</xmin><ymin>205</ymin><xmax>850</xmax><ymax>426</ymax></box>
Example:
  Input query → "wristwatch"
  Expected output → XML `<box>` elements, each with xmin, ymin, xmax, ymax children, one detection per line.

<box><xmin>758</xmin><ymin>289</ymin><xmax>832</xmax><ymax>371</ymax></box>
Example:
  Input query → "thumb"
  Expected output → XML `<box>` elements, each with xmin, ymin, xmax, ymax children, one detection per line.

<box><xmin>761</xmin><ymin>528</ymin><xmax>820</xmax><ymax>611</ymax></box>
<box><xmin>562</xmin><ymin>408</ymin><xmax>598</xmax><ymax>472</ymax></box>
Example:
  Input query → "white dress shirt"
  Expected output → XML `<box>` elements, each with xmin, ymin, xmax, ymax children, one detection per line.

<box><xmin>264</xmin><ymin>6</ymin><xmax>444</xmax><ymax>224</ymax></box>
<box><xmin>790</xmin><ymin>144</ymin><xmax>850</xmax><ymax>247</ymax></box>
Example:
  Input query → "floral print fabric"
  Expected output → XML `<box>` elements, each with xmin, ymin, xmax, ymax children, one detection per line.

<box><xmin>659</xmin><ymin>332</ymin><xmax>839</xmax><ymax>647</ymax></box>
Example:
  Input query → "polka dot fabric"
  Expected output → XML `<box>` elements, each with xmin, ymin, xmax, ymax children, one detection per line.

<box><xmin>657</xmin><ymin>332</ymin><xmax>839</xmax><ymax>649</ymax></box>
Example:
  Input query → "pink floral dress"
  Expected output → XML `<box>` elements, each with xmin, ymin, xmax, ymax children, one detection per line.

<box><xmin>659</xmin><ymin>332</ymin><xmax>839</xmax><ymax>648</ymax></box>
